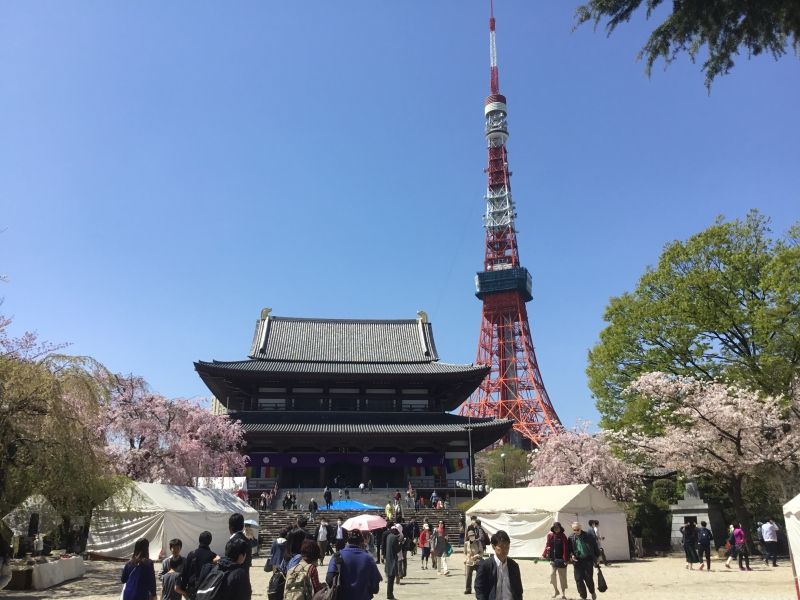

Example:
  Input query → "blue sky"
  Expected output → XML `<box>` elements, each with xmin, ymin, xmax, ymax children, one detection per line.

<box><xmin>1</xmin><ymin>1</ymin><xmax>797</xmax><ymax>429</ymax></box>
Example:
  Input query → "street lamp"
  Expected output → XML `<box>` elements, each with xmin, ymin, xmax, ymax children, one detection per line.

<box><xmin>466</xmin><ymin>420</ymin><xmax>474</xmax><ymax>500</ymax></box>
<box><xmin>501</xmin><ymin>452</ymin><xmax>506</xmax><ymax>487</ymax></box>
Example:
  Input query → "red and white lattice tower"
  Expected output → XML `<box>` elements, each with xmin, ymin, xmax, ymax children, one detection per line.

<box><xmin>459</xmin><ymin>2</ymin><xmax>563</xmax><ymax>448</ymax></box>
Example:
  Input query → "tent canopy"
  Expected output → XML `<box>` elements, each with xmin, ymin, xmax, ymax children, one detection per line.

<box><xmin>783</xmin><ymin>494</ymin><xmax>800</xmax><ymax>599</ymax></box>
<box><xmin>87</xmin><ymin>482</ymin><xmax>257</xmax><ymax>560</ymax></box>
<box><xmin>784</xmin><ymin>494</ymin><xmax>800</xmax><ymax>518</ymax></box>
<box><xmin>467</xmin><ymin>484</ymin><xmax>621</xmax><ymax>516</ymax></box>
<box><xmin>466</xmin><ymin>484</ymin><xmax>630</xmax><ymax>561</ymax></box>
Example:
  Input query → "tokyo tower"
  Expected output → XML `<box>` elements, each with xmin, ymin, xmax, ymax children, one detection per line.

<box><xmin>460</xmin><ymin>2</ymin><xmax>563</xmax><ymax>448</ymax></box>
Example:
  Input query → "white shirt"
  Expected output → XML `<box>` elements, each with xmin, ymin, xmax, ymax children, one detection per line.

<box><xmin>762</xmin><ymin>522</ymin><xmax>779</xmax><ymax>542</ymax></box>
<box><xmin>493</xmin><ymin>555</ymin><xmax>513</xmax><ymax>600</ymax></box>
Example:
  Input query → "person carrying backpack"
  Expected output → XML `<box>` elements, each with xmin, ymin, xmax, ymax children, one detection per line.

<box><xmin>181</xmin><ymin>531</ymin><xmax>218</xmax><ymax>600</ymax></box>
<box><xmin>326</xmin><ymin>529</ymin><xmax>381</xmax><ymax>600</ymax></box>
<box><xmin>568</xmin><ymin>522</ymin><xmax>599</xmax><ymax>600</ymax></box>
<box><xmin>197</xmin><ymin>538</ymin><xmax>251</xmax><ymax>600</ymax></box>
<box><xmin>284</xmin><ymin>540</ymin><xmax>324</xmax><ymax>600</ymax></box>
<box><xmin>161</xmin><ymin>557</ymin><xmax>183</xmax><ymax>600</ymax></box>
<box><xmin>697</xmin><ymin>521</ymin><xmax>714</xmax><ymax>571</ymax></box>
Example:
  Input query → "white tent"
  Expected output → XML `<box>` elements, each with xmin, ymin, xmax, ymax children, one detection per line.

<box><xmin>2</xmin><ymin>495</ymin><xmax>60</xmax><ymax>536</ymax></box>
<box><xmin>87</xmin><ymin>482</ymin><xmax>258</xmax><ymax>561</ymax></box>
<box><xmin>783</xmin><ymin>493</ymin><xmax>800</xmax><ymax>600</ymax></box>
<box><xmin>466</xmin><ymin>484</ymin><xmax>631</xmax><ymax>561</ymax></box>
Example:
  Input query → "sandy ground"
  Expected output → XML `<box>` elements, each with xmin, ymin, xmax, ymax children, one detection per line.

<box><xmin>1</xmin><ymin>554</ymin><xmax>796</xmax><ymax>600</ymax></box>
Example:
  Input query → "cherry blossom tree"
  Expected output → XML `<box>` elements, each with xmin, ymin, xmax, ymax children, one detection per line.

<box><xmin>529</xmin><ymin>424</ymin><xmax>641</xmax><ymax>501</ymax></box>
<box><xmin>622</xmin><ymin>372</ymin><xmax>800</xmax><ymax>531</ymax></box>
<box><xmin>103</xmin><ymin>374</ymin><xmax>246</xmax><ymax>485</ymax></box>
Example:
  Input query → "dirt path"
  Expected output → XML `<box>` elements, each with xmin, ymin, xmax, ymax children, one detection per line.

<box><xmin>1</xmin><ymin>554</ymin><xmax>795</xmax><ymax>600</ymax></box>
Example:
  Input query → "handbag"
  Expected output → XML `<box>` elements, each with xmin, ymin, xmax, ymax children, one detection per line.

<box><xmin>266</xmin><ymin>569</ymin><xmax>286</xmax><ymax>600</ymax></box>
<box><xmin>445</xmin><ymin>542</ymin><xmax>453</xmax><ymax>557</ymax></box>
<box><xmin>596</xmin><ymin>566</ymin><xmax>608</xmax><ymax>593</ymax></box>
<box><xmin>312</xmin><ymin>551</ymin><xmax>341</xmax><ymax>600</ymax></box>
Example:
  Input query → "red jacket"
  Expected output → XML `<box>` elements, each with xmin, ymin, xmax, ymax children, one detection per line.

<box><xmin>542</xmin><ymin>531</ymin><xmax>569</xmax><ymax>561</ymax></box>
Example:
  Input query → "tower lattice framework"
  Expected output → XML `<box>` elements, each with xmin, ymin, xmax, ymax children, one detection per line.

<box><xmin>460</xmin><ymin>3</ymin><xmax>562</xmax><ymax>447</ymax></box>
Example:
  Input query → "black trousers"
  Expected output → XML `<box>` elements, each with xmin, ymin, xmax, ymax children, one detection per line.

<box><xmin>386</xmin><ymin>573</ymin><xmax>396</xmax><ymax>599</ymax></box>
<box><xmin>738</xmin><ymin>545</ymin><xmax>750</xmax><ymax>569</ymax></box>
<box><xmin>765</xmin><ymin>541</ymin><xmax>778</xmax><ymax>565</ymax></box>
<box><xmin>699</xmin><ymin>544</ymin><xmax>711</xmax><ymax>569</ymax></box>
<box><xmin>573</xmin><ymin>559</ymin><xmax>595</xmax><ymax>599</ymax></box>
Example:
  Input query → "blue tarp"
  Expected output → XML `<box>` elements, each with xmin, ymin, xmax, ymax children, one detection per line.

<box><xmin>318</xmin><ymin>499</ymin><xmax>381</xmax><ymax>511</ymax></box>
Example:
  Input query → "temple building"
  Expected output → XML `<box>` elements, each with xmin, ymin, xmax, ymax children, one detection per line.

<box><xmin>195</xmin><ymin>308</ymin><xmax>512</xmax><ymax>492</ymax></box>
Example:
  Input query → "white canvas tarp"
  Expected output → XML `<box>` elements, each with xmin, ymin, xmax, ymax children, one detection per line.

<box><xmin>194</xmin><ymin>477</ymin><xmax>248</xmax><ymax>492</ymax></box>
<box><xmin>467</xmin><ymin>484</ymin><xmax>631</xmax><ymax>561</ymax></box>
<box><xmin>87</xmin><ymin>482</ymin><xmax>258</xmax><ymax>561</ymax></box>
<box><xmin>783</xmin><ymin>493</ymin><xmax>800</xmax><ymax>600</ymax></box>
<box><xmin>2</xmin><ymin>495</ymin><xmax>60</xmax><ymax>536</ymax></box>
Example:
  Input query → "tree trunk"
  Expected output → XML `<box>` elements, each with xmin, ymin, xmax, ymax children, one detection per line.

<box><xmin>728</xmin><ymin>475</ymin><xmax>755</xmax><ymax>552</ymax></box>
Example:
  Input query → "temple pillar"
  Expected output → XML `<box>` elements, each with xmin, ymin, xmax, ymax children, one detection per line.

<box><xmin>320</xmin><ymin>465</ymin><xmax>328</xmax><ymax>488</ymax></box>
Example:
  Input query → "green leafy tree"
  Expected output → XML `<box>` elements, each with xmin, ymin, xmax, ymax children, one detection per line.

<box><xmin>476</xmin><ymin>447</ymin><xmax>529</xmax><ymax>488</ymax></box>
<box><xmin>0</xmin><ymin>315</ymin><xmax>122</xmax><ymax>518</ymax></box>
<box><xmin>575</xmin><ymin>0</ymin><xmax>800</xmax><ymax>88</ymax></box>
<box><xmin>588</xmin><ymin>212</ymin><xmax>800</xmax><ymax>431</ymax></box>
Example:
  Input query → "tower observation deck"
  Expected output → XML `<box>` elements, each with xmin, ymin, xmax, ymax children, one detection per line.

<box><xmin>459</xmin><ymin>2</ymin><xmax>563</xmax><ymax>448</ymax></box>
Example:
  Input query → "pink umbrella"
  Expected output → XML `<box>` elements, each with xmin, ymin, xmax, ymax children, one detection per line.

<box><xmin>342</xmin><ymin>514</ymin><xmax>387</xmax><ymax>531</ymax></box>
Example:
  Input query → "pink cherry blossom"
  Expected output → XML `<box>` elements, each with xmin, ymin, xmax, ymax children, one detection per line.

<box><xmin>528</xmin><ymin>422</ymin><xmax>641</xmax><ymax>501</ymax></box>
<box><xmin>103</xmin><ymin>374</ymin><xmax>246</xmax><ymax>485</ymax></box>
<box><xmin>619</xmin><ymin>372</ymin><xmax>800</xmax><ymax>526</ymax></box>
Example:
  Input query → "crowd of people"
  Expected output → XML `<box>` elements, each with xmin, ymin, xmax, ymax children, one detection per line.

<box><xmin>678</xmin><ymin>518</ymin><xmax>782</xmax><ymax>572</ymax></box>
<box><xmin>119</xmin><ymin>513</ymin><xmax>253</xmax><ymax>600</ymax></box>
<box><xmin>116</xmin><ymin>500</ymin><xmax>789</xmax><ymax>600</ymax></box>
<box><xmin>258</xmin><ymin>484</ymin><xmax>279</xmax><ymax>511</ymax></box>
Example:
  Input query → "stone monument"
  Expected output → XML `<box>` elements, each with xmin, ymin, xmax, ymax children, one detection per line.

<box><xmin>669</xmin><ymin>481</ymin><xmax>725</xmax><ymax>551</ymax></box>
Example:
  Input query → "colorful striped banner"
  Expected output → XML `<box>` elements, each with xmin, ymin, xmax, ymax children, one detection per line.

<box><xmin>446</xmin><ymin>458</ymin><xmax>468</xmax><ymax>473</ymax></box>
<box><xmin>246</xmin><ymin>466</ymin><xmax>278</xmax><ymax>478</ymax></box>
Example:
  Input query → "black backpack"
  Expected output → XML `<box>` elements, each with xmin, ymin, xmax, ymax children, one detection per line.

<box><xmin>183</xmin><ymin>552</ymin><xmax>203</xmax><ymax>600</ymax></box>
<box><xmin>195</xmin><ymin>566</ymin><xmax>227</xmax><ymax>600</ymax></box>
<box><xmin>698</xmin><ymin>528</ymin><xmax>712</xmax><ymax>544</ymax></box>
<box><xmin>267</xmin><ymin>569</ymin><xmax>286</xmax><ymax>600</ymax></box>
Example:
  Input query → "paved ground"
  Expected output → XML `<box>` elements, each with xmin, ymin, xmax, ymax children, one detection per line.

<box><xmin>1</xmin><ymin>554</ymin><xmax>795</xmax><ymax>600</ymax></box>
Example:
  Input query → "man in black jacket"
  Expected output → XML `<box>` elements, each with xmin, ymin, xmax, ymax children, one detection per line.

<box><xmin>568</xmin><ymin>522</ymin><xmax>599</xmax><ymax>600</ymax></box>
<box><xmin>180</xmin><ymin>531</ymin><xmax>217</xmax><ymax>600</ymax></box>
<box><xmin>287</xmin><ymin>515</ymin><xmax>314</xmax><ymax>556</ymax></box>
<box><xmin>474</xmin><ymin>530</ymin><xmax>523</xmax><ymax>600</ymax></box>
<box><xmin>383</xmin><ymin>526</ymin><xmax>401</xmax><ymax>600</ymax></box>
<box><xmin>226</xmin><ymin>513</ymin><xmax>252</xmax><ymax>569</ymax></box>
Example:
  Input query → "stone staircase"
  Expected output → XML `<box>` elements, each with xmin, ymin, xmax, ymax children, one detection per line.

<box><xmin>257</xmin><ymin>507</ymin><xmax>465</xmax><ymax>556</ymax></box>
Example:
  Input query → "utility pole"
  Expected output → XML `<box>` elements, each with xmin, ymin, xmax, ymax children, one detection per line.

<box><xmin>467</xmin><ymin>417</ymin><xmax>474</xmax><ymax>500</ymax></box>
